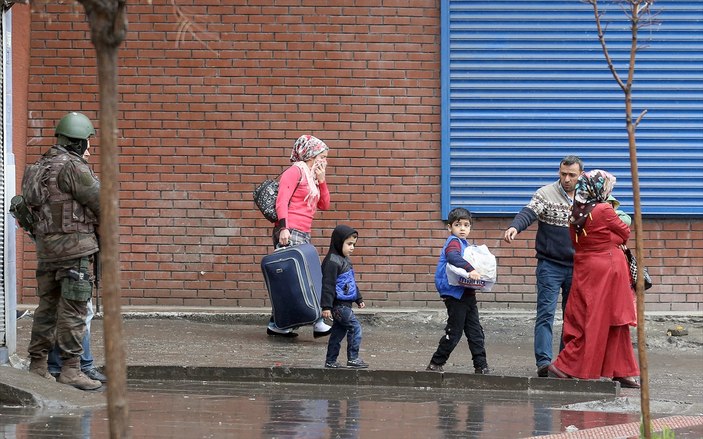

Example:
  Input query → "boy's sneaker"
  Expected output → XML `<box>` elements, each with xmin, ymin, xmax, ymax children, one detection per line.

<box><xmin>426</xmin><ymin>362</ymin><xmax>444</xmax><ymax>372</ymax></box>
<box><xmin>325</xmin><ymin>361</ymin><xmax>343</xmax><ymax>369</ymax></box>
<box><xmin>475</xmin><ymin>366</ymin><xmax>492</xmax><ymax>375</ymax></box>
<box><xmin>346</xmin><ymin>358</ymin><xmax>369</xmax><ymax>369</ymax></box>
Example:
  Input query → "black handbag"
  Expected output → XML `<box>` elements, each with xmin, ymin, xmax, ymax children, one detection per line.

<box><xmin>253</xmin><ymin>169</ymin><xmax>301</xmax><ymax>223</ymax></box>
<box><xmin>623</xmin><ymin>247</ymin><xmax>653</xmax><ymax>290</ymax></box>
<box><xmin>253</xmin><ymin>178</ymin><xmax>280</xmax><ymax>222</ymax></box>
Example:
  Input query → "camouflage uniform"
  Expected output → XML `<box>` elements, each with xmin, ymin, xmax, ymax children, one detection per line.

<box><xmin>26</xmin><ymin>145</ymin><xmax>100</xmax><ymax>365</ymax></box>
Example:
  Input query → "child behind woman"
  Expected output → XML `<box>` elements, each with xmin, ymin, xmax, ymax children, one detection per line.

<box><xmin>426</xmin><ymin>207</ymin><xmax>491</xmax><ymax>374</ymax></box>
<box><xmin>321</xmin><ymin>225</ymin><xmax>368</xmax><ymax>369</ymax></box>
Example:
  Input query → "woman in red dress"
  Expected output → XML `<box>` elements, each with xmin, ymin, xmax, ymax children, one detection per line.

<box><xmin>548</xmin><ymin>170</ymin><xmax>640</xmax><ymax>388</ymax></box>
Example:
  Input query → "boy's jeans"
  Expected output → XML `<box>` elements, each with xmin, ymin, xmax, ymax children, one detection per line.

<box><xmin>534</xmin><ymin>259</ymin><xmax>572</xmax><ymax>368</ymax></box>
<box><xmin>48</xmin><ymin>300</ymin><xmax>95</xmax><ymax>374</ymax></box>
<box><xmin>325</xmin><ymin>305</ymin><xmax>363</xmax><ymax>363</ymax></box>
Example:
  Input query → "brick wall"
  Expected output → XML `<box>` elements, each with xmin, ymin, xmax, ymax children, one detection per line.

<box><xmin>16</xmin><ymin>0</ymin><xmax>702</xmax><ymax>311</ymax></box>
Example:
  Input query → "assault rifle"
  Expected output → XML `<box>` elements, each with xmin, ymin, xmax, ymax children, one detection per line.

<box><xmin>9</xmin><ymin>195</ymin><xmax>36</xmax><ymax>241</ymax></box>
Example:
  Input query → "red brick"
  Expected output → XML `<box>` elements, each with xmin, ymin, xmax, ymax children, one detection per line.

<box><xmin>13</xmin><ymin>0</ymin><xmax>701</xmax><ymax>312</ymax></box>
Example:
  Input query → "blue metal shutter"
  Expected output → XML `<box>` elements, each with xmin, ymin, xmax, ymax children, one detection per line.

<box><xmin>441</xmin><ymin>0</ymin><xmax>703</xmax><ymax>217</ymax></box>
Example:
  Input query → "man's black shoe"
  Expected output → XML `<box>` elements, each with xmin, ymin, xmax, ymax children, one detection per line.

<box><xmin>537</xmin><ymin>365</ymin><xmax>549</xmax><ymax>377</ymax></box>
<box><xmin>83</xmin><ymin>367</ymin><xmax>108</xmax><ymax>383</ymax></box>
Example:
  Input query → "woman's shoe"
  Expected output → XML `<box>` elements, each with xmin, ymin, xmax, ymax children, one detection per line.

<box><xmin>313</xmin><ymin>318</ymin><xmax>332</xmax><ymax>338</ymax></box>
<box><xmin>613</xmin><ymin>377</ymin><xmax>641</xmax><ymax>389</ymax></box>
<box><xmin>267</xmin><ymin>322</ymin><xmax>298</xmax><ymax>338</ymax></box>
<box><xmin>266</xmin><ymin>327</ymin><xmax>298</xmax><ymax>337</ymax></box>
<box><xmin>547</xmin><ymin>364</ymin><xmax>572</xmax><ymax>379</ymax></box>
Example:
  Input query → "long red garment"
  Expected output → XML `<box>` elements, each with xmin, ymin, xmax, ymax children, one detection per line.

<box><xmin>554</xmin><ymin>203</ymin><xmax>639</xmax><ymax>379</ymax></box>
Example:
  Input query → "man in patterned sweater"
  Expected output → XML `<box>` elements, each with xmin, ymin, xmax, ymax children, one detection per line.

<box><xmin>503</xmin><ymin>155</ymin><xmax>584</xmax><ymax>378</ymax></box>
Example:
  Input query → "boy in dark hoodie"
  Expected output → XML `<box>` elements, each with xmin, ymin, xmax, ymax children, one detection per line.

<box><xmin>321</xmin><ymin>225</ymin><xmax>368</xmax><ymax>369</ymax></box>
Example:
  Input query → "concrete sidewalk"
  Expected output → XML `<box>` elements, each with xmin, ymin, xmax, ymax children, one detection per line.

<box><xmin>3</xmin><ymin>307</ymin><xmax>702</xmax><ymax>437</ymax></box>
<box><xmin>6</xmin><ymin>307</ymin><xmax>703</xmax><ymax>410</ymax></box>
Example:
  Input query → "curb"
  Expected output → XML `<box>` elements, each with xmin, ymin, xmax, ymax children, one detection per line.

<box><xmin>126</xmin><ymin>365</ymin><xmax>619</xmax><ymax>396</ymax></box>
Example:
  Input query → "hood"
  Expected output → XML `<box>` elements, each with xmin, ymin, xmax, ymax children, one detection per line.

<box><xmin>328</xmin><ymin>224</ymin><xmax>358</xmax><ymax>257</ymax></box>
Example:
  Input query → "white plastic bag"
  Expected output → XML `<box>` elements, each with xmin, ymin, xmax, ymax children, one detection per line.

<box><xmin>446</xmin><ymin>244</ymin><xmax>497</xmax><ymax>292</ymax></box>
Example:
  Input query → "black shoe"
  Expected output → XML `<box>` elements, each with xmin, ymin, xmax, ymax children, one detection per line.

<box><xmin>16</xmin><ymin>310</ymin><xmax>29</xmax><ymax>320</ymax></box>
<box><xmin>537</xmin><ymin>365</ymin><xmax>549</xmax><ymax>377</ymax></box>
<box><xmin>346</xmin><ymin>358</ymin><xmax>369</xmax><ymax>369</ymax></box>
<box><xmin>474</xmin><ymin>366</ymin><xmax>492</xmax><ymax>375</ymax></box>
<box><xmin>266</xmin><ymin>328</ymin><xmax>298</xmax><ymax>338</ymax></box>
<box><xmin>426</xmin><ymin>362</ymin><xmax>444</xmax><ymax>372</ymax></box>
<box><xmin>324</xmin><ymin>361</ymin><xmax>343</xmax><ymax>369</ymax></box>
<box><xmin>313</xmin><ymin>329</ymin><xmax>332</xmax><ymax>338</ymax></box>
<box><xmin>83</xmin><ymin>367</ymin><xmax>108</xmax><ymax>383</ymax></box>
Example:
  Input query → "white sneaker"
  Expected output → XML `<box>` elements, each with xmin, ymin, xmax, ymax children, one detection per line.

<box><xmin>313</xmin><ymin>318</ymin><xmax>332</xmax><ymax>338</ymax></box>
<box><xmin>313</xmin><ymin>319</ymin><xmax>332</xmax><ymax>333</ymax></box>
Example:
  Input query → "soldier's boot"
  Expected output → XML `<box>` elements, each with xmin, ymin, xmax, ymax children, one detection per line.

<box><xmin>58</xmin><ymin>357</ymin><xmax>102</xmax><ymax>390</ymax></box>
<box><xmin>29</xmin><ymin>356</ymin><xmax>56</xmax><ymax>382</ymax></box>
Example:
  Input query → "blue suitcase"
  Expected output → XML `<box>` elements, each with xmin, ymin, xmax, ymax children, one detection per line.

<box><xmin>261</xmin><ymin>243</ymin><xmax>322</xmax><ymax>329</ymax></box>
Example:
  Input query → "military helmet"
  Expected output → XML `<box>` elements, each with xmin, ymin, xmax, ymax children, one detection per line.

<box><xmin>55</xmin><ymin>112</ymin><xmax>95</xmax><ymax>140</ymax></box>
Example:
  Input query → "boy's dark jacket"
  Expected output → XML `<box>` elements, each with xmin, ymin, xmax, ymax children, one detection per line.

<box><xmin>320</xmin><ymin>225</ymin><xmax>362</xmax><ymax>311</ymax></box>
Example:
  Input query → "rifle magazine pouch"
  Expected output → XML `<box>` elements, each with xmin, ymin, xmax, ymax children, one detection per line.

<box><xmin>61</xmin><ymin>258</ymin><xmax>93</xmax><ymax>301</ymax></box>
<box><xmin>61</xmin><ymin>276</ymin><xmax>92</xmax><ymax>301</ymax></box>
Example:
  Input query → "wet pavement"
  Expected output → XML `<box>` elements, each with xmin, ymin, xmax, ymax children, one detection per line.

<box><xmin>0</xmin><ymin>381</ymin><xmax>644</xmax><ymax>438</ymax></box>
<box><xmin>2</xmin><ymin>380</ymin><xmax>703</xmax><ymax>438</ymax></box>
<box><xmin>2</xmin><ymin>307</ymin><xmax>702</xmax><ymax>438</ymax></box>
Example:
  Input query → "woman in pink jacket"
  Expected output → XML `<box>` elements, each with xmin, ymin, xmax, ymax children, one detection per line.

<box><xmin>267</xmin><ymin>135</ymin><xmax>332</xmax><ymax>338</ymax></box>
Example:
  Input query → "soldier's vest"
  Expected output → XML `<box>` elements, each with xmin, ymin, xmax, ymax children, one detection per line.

<box><xmin>22</xmin><ymin>150</ymin><xmax>96</xmax><ymax>237</ymax></box>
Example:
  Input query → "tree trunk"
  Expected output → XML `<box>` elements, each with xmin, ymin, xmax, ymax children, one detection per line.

<box><xmin>77</xmin><ymin>0</ymin><xmax>129</xmax><ymax>437</ymax></box>
<box><xmin>95</xmin><ymin>43</ymin><xmax>130</xmax><ymax>439</ymax></box>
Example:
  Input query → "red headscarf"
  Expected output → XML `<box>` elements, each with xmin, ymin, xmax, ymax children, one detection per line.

<box><xmin>570</xmin><ymin>169</ymin><xmax>616</xmax><ymax>238</ymax></box>
<box><xmin>290</xmin><ymin>135</ymin><xmax>328</xmax><ymax>162</ymax></box>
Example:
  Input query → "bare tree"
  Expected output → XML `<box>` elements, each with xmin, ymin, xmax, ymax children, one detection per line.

<box><xmin>583</xmin><ymin>1</ymin><xmax>656</xmax><ymax>437</ymax></box>
<box><xmin>74</xmin><ymin>1</ymin><xmax>129</xmax><ymax>438</ymax></box>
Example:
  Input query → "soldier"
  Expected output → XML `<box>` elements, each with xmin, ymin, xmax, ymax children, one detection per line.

<box><xmin>46</xmin><ymin>143</ymin><xmax>107</xmax><ymax>384</ymax></box>
<box><xmin>24</xmin><ymin>112</ymin><xmax>102</xmax><ymax>390</ymax></box>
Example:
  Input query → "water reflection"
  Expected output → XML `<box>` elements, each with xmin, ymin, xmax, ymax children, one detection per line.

<box><xmin>532</xmin><ymin>401</ymin><xmax>555</xmax><ymax>437</ymax></box>
<box><xmin>1</xmin><ymin>380</ymin><xmax>647</xmax><ymax>438</ymax></box>
<box><xmin>264</xmin><ymin>399</ymin><xmax>330</xmax><ymax>438</ymax></box>
<box><xmin>560</xmin><ymin>409</ymin><xmax>634</xmax><ymax>432</ymax></box>
<box><xmin>0</xmin><ymin>408</ymin><xmax>94</xmax><ymax>439</ymax></box>
<box><xmin>437</xmin><ymin>398</ymin><xmax>485</xmax><ymax>439</ymax></box>
<box><xmin>27</xmin><ymin>410</ymin><xmax>92</xmax><ymax>439</ymax></box>
<box><xmin>327</xmin><ymin>399</ymin><xmax>360</xmax><ymax>439</ymax></box>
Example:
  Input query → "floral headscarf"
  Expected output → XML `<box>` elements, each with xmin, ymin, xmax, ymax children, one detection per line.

<box><xmin>290</xmin><ymin>135</ymin><xmax>328</xmax><ymax>163</ymax></box>
<box><xmin>570</xmin><ymin>169</ymin><xmax>617</xmax><ymax>238</ymax></box>
<box><xmin>289</xmin><ymin>135</ymin><xmax>329</xmax><ymax>208</ymax></box>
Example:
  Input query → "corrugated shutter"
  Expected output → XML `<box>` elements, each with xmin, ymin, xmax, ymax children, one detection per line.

<box><xmin>441</xmin><ymin>0</ymin><xmax>703</xmax><ymax>217</ymax></box>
